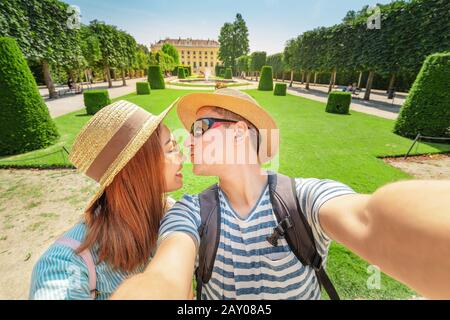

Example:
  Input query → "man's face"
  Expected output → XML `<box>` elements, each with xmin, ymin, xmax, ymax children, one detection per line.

<box><xmin>184</xmin><ymin>107</ymin><xmax>257</xmax><ymax>176</ymax></box>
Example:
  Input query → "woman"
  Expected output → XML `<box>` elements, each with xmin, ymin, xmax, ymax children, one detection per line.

<box><xmin>29</xmin><ymin>99</ymin><xmax>184</xmax><ymax>300</ymax></box>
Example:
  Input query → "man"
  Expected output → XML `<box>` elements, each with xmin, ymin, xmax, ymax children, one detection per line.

<box><xmin>113</xmin><ymin>89</ymin><xmax>450</xmax><ymax>300</ymax></box>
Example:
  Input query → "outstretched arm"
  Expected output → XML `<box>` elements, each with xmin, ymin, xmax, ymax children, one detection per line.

<box><xmin>111</xmin><ymin>232</ymin><xmax>196</xmax><ymax>300</ymax></box>
<box><xmin>319</xmin><ymin>180</ymin><xmax>450</xmax><ymax>299</ymax></box>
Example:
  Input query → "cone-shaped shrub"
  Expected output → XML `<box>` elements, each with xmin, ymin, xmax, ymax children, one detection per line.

<box><xmin>136</xmin><ymin>82</ymin><xmax>151</xmax><ymax>95</ymax></box>
<box><xmin>326</xmin><ymin>92</ymin><xmax>351</xmax><ymax>115</ymax></box>
<box><xmin>224</xmin><ymin>68</ymin><xmax>233</xmax><ymax>79</ymax></box>
<box><xmin>178</xmin><ymin>68</ymin><xmax>186</xmax><ymax>79</ymax></box>
<box><xmin>394</xmin><ymin>52</ymin><xmax>450</xmax><ymax>138</ymax></box>
<box><xmin>148</xmin><ymin>65</ymin><xmax>165</xmax><ymax>89</ymax></box>
<box><xmin>258</xmin><ymin>66</ymin><xmax>274</xmax><ymax>91</ymax></box>
<box><xmin>274</xmin><ymin>83</ymin><xmax>287</xmax><ymax>96</ymax></box>
<box><xmin>84</xmin><ymin>90</ymin><xmax>111</xmax><ymax>115</ymax></box>
<box><xmin>0</xmin><ymin>37</ymin><xmax>59</xmax><ymax>156</ymax></box>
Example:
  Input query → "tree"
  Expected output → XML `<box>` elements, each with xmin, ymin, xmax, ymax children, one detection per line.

<box><xmin>0</xmin><ymin>37</ymin><xmax>59</xmax><ymax>156</ymax></box>
<box><xmin>250</xmin><ymin>51</ymin><xmax>266</xmax><ymax>81</ymax></box>
<box><xmin>236</xmin><ymin>55</ymin><xmax>250</xmax><ymax>78</ymax></box>
<box><xmin>267</xmin><ymin>53</ymin><xmax>285</xmax><ymax>81</ymax></box>
<box><xmin>0</xmin><ymin>0</ymin><xmax>83</xmax><ymax>98</ymax></box>
<box><xmin>394</xmin><ymin>52</ymin><xmax>450</xmax><ymax>138</ymax></box>
<box><xmin>161</xmin><ymin>43</ymin><xmax>180</xmax><ymax>65</ymax></box>
<box><xmin>89</xmin><ymin>20</ymin><xmax>122</xmax><ymax>88</ymax></box>
<box><xmin>218</xmin><ymin>13</ymin><xmax>250</xmax><ymax>70</ymax></box>
<box><xmin>258</xmin><ymin>66</ymin><xmax>274</xmax><ymax>91</ymax></box>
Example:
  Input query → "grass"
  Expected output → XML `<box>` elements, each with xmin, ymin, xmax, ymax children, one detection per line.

<box><xmin>1</xmin><ymin>88</ymin><xmax>449</xmax><ymax>299</ymax></box>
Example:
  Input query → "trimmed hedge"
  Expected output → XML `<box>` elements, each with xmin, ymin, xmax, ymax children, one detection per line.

<box><xmin>326</xmin><ymin>92</ymin><xmax>352</xmax><ymax>115</ymax></box>
<box><xmin>274</xmin><ymin>83</ymin><xmax>287</xmax><ymax>96</ymax></box>
<box><xmin>224</xmin><ymin>68</ymin><xmax>233</xmax><ymax>79</ymax></box>
<box><xmin>0</xmin><ymin>37</ymin><xmax>59</xmax><ymax>156</ymax></box>
<box><xmin>258</xmin><ymin>66</ymin><xmax>274</xmax><ymax>91</ymax></box>
<box><xmin>148</xmin><ymin>65</ymin><xmax>165</xmax><ymax>89</ymax></box>
<box><xmin>178</xmin><ymin>68</ymin><xmax>186</xmax><ymax>79</ymax></box>
<box><xmin>186</xmin><ymin>66</ymin><xmax>192</xmax><ymax>76</ymax></box>
<box><xmin>136</xmin><ymin>82</ymin><xmax>151</xmax><ymax>95</ymax></box>
<box><xmin>84</xmin><ymin>90</ymin><xmax>111</xmax><ymax>115</ymax></box>
<box><xmin>394</xmin><ymin>52</ymin><xmax>450</xmax><ymax>138</ymax></box>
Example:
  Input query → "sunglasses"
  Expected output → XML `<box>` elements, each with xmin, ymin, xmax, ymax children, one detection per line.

<box><xmin>190</xmin><ymin>118</ymin><xmax>238</xmax><ymax>137</ymax></box>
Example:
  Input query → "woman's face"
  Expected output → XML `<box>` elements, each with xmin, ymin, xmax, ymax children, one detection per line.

<box><xmin>160</xmin><ymin>124</ymin><xmax>185</xmax><ymax>193</ymax></box>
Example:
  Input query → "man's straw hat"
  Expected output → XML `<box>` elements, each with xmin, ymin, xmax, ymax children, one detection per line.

<box><xmin>177</xmin><ymin>88</ymin><xmax>279</xmax><ymax>163</ymax></box>
<box><xmin>69</xmin><ymin>99</ymin><xmax>178</xmax><ymax>210</ymax></box>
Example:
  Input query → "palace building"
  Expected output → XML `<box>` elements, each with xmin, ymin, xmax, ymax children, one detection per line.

<box><xmin>151</xmin><ymin>38</ymin><xmax>221</xmax><ymax>75</ymax></box>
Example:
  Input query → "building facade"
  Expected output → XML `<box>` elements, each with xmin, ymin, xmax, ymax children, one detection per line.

<box><xmin>151</xmin><ymin>38</ymin><xmax>221</xmax><ymax>75</ymax></box>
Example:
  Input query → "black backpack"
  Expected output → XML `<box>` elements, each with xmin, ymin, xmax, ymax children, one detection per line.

<box><xmin>196</xmin><ymin>173</ymin><xmax>340</xmax><ymax>300</ymax></box>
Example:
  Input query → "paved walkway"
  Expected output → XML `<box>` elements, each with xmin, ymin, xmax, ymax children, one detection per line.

<box><xmin>42</xmin><ymin>76</ymin><xmax>404</xmax><ymax>120</ymax></box>
<box><xmin>40</xmin><ymin>77</ymin><xmax>151</xmax><ymax>118</ymax></box>
<box><xmin>242</xmin><ymin>78</ymin><xmax>404</xmax><ymax>120</ymax></box>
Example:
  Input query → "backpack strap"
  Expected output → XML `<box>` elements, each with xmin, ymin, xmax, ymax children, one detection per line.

<box><xmin>196</xmin><ymin>184</ymin><xmax>221</xmax><ymax>300</ymax></box>
<box><xmin>55</xmin><ymin>237</ymin><xmax>97</xmax><ymax>299</ymax></box>
<box><xmin>267</xmin><ymin>173</ymin><xmax>340</xmax><ymax>300</ymax></box>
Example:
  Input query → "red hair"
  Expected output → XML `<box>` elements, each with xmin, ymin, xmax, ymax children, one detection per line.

<box><xmin>78</xmin><ymin>126</ymin><xmax>166</xmax><ymax>272</ymax></box>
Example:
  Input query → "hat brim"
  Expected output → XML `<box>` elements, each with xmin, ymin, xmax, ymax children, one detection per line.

<box><xmin>83</xmin><ymin>98</ymin><xmax>178</xmax><ymax>212</ymax></box>
<box><xmin>177</xmin><ymin>92</ymin><xmax>279</xmax><ymax>163</ymax></box>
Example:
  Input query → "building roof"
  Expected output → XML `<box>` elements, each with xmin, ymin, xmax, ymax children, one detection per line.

<box><xmin>152</xmin><ymin>38</ymin><xmax>220</xmax><ymax>48</ymax></box>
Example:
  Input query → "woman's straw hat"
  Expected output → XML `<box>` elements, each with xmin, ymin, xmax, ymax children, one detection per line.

<box><xmin>69</xmin><ymin>99</ymin><xmax>178</xmax><ymax>210</ymax></box>
<box><xmin>177</xmin><ymin>88</ymin><xmax>279</xmax><ymax>163</ymax></box>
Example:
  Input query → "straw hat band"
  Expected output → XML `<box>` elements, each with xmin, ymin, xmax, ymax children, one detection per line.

<box><xmin>85</xmin><ymin>108</ymin><xmax>152</xmax><ymax>182</ymax></box>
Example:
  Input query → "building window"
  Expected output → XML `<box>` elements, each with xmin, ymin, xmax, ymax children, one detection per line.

<box><xmin>211</xmin><ymin>62</ymin><xmax>214</xmax><ymax>67</ymax></box>
<box><xmin>187</xmin><ymin>51</ymin><xmax>190</xmax><ymax>54</ymax></box>
<box><xmin>193</xmin><ymin>51</ymin><xmax>196</xmax><ymax>54</ymax></box>
<box><xmin>211</xmin><ymin>51</ymin><xmax>213</xmax><ymax>55</ymax></box>
<box><xmin>193</xmin><ymin>61</ymin><xmax>197</xmax><ymax>68</ymax></box>
<box><xmin>187</xmin><ymin>61</ymin><xmax>191</xmax><ymax>65</ymax></box>
<box><xmin>205</xmin><ymin>62</ymin><xmax>208</xmax><ymax>67</ymax></box>
<box><xmin>199</xmin><ymin>62</ymin><xmax>202</xmax><ymax>67</ymax></box>
<box><xmin>181</xmin><ymin>50</ymin><xmax>184</xmax><ymax>54</ymax></box>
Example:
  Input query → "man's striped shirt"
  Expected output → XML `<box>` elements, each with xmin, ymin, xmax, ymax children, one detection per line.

<box><xmin>159</xmin><ymin>178</ymin><xmax>356</xmax><ymax>300</ymax></box>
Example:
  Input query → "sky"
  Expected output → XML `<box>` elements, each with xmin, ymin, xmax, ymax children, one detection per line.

<box><xmin>65</xmin><ymin>0</ymin><xmax>392</xmax><ymax>55</ymax></box>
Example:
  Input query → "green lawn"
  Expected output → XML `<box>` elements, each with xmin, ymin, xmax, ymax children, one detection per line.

<box><xmin>1</xmin><ymin>89</ymin><xmax>449</xmax><ymax>299</ymax></box>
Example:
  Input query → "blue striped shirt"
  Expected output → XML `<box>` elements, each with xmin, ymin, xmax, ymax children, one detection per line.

<box><xmin>159</xmin><ymin>178</ymin><xmax>356</xmax><ymax>300</ymax></box>
<box><xmin>29</xmin><ymin>223</ymin><xmax>147</xmax><ymax>300</ymax></box>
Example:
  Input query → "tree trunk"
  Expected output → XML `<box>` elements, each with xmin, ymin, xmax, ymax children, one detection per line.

<box><xmin>113</xmin><ymin>69</ymin><xmax>117</xmax><ymax>81</ymax></box>
<box><xmin>364</xmin><ymin>71</ymin><xmax>375</xmax><ymax>101</ymax></box>
<box><xmin>122</xmin><ymin>68</ymin><xmax>127</xmax><ymax>86</ymax></box>
<box><xmin>105</xmin><ymin>65</ymin><xmax>112</xmax><ymax>88</ymax></box>
<box><xmin>328</xmin><ymin>69</ymin><xmax>336</xmax><ymax>93</ymax></box>
<box><xmin>313</xmin><ymin>72</ymin><xmax>318</xmax><ymax>85</ymax></box>
<box><xmin>387</xmin><ymin>73</ymin><xmax>396</xmax><ymax>93</ymax></box>
<box><xmin>42</xmin><ymin>60</ymin><xmax>57</xmax><ymax>99</ymax></box>
<box><xmin>357</xmin><ymin>71</ymin><xmax>363</xmax><ymax>88</ymax></box>
<box><xmin>290</xmin><ymin>70</ymin><xmax>294</xmax><ymax>87</ymax></box>
<box><xmin>301</xmin><ymin>72</ymin><xmax>305</xmax><ymax>84</ymax></box>
<box><xmin>305</xmin><ymin>72</ymin><xmax>311</xmax><ymax>90</ymax></box>
<box><xmin>282</xmin><ymin>72</ymin><xmax>285</xmax><ymax>82</ymax></box>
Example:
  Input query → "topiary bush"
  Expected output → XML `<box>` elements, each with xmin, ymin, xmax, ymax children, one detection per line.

<box><xmin>84</xmin><ymin>90</ymin><xmax>111</xmax><ymax>115</ymax></box>
<box><xmin>148</xmin><ymin>65</ymin><xmax>165</xmax><ymax>89</ymax></box>
<box><xmin>394</xmin><ymin>52</ymin><xmax>450</xmax><ymax>138</ymax></box>
<box><xmin>185</xmin><ymin>68</ymin><xmax>190</xmax><ymax>77</ymax></box>
<box><xmin>0</xmin><ymin>37</ymin><xmax>59</xmax><ymax>156</ymax></box>
<box><xmin>258</xmin><ymin>66</ymin><xmax>274</xmax><ymax>91</ymax></box>
<box><xmin>136</xmin><ymin>82</ymin><xmax>151</xmax><ymax>95</ymax></box>
<box><xmin>224</xmin><ymin>68</ymin><xmax>233</xmax><ymax>79</ymax></box>
<box><xmin>326</xmin><ymin>92</ymin><xmax>352</xmax><ymax>115</ymax></box>
<box><xmin>274</xmin><ymin>83</ymin><xmax>287</xmax><ymax>96</ymax></box>
<box><xmin>186</xmin><ymin>66</ymin><xmax>192</xmax><ymax>76</ymax></box>
<box><xmin>178</xmin><ymin>68</ymin><xmax>186</xmax><ymax>79</ymax></box>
